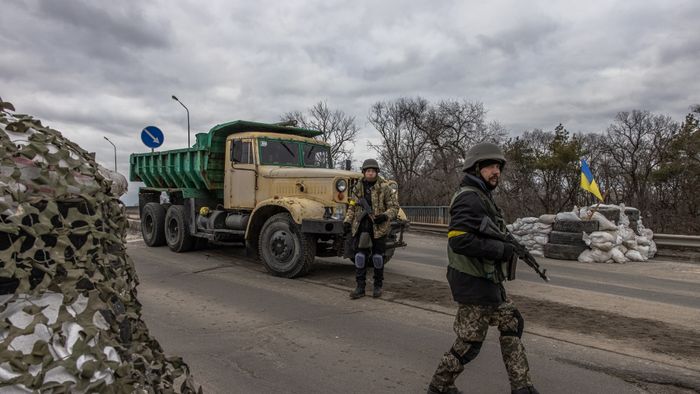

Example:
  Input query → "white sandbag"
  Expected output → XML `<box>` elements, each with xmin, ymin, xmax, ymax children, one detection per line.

<box><xmin>640</xmin><ymin>228</ymin><xmax>653</xmax><ymax>240</ymax></box>
<box><xmin>530</xmin><ymin>249</ymin><xmax>544</xmax><ymax>257</ymax></box>
<box><xmin>625</xmin><ymin>250</ymin><xmax>645</xmax><ymax>262</ymax></box>
<box><xmin>635</xmin><ymin>236</ymin><xmax>651</xmax><ymax>246</ymax></box>
<box><xmin>593</xmin><ymin>231</ymin><xmax>617</xmax><ymax>243</ymax></box>
<box><xmin>556</xmin><ymin>212</ymin><xmax>580</xmax><ymax>221</ymax></box>
<box><xmin>618</xmin><ymin>245</ymin><xmax>628</xmax><ymax>254</ymax></box>
<box><xmin>618</xmin><ymin>209</ymin><xmax>630</xmax><ymax>227</ymax></box>
<box><xmin>539</xmin><ymin>214</ymin><xmax>556</xmax><ymax>224</ymax></box>
<box><xmin>506</xmin><ymin>224</ymin><xmax>514</xmax><ymax>232</ymax></box>
<box><xmin>590</xmin><ymin>212</ymin><xmax>617</xmax><ymax>231</ymax></box>
<box><xmin>637</xmin><ymin>245</ymin><xmax>650</xmax><ymax>259</ymax></box>
<box><xmin>610</xmin><ymin>247</ymin><xmax>628</xmax><ymax>263</ymax></box>
<box><xmin>623</xmin><ymin>240</ymin><xmax>637</xmax><ymax>249</ymax></box>
<box><xmin>578</xmin><ymin>248</ymin><xmax>612</xmax><ymax>264</ymax></box>
<box><xmin>618</xmin><ymin>226</ymin><xmax>636</xmax><ymax>242</ymax></box>
<box><xmin>592</xmin><ymin>241</ymin><xmax>614</xmax><ymax>251</ymax></box>
<box><xmin>521</xmin><ymin>217</ymin><xmax>539</xmax><ymax>224</ymax></box>
<box><xmin>534</xmin><ymin>235</ymin><xmax>548</xmax><ymax>245</ymax></box>
<box><xmin>534</xmin><ymin>222</ymin><xmax>552</xmax><ymax>231</ymax></box>
<box><xmin>648</xmin><ymin>240</ymin><xmax>657</xmax><ymax>259</ymax></box>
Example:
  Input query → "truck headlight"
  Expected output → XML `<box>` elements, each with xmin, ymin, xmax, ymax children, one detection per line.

<box><xmin>335</xmin><ymin>179</ymin><xmax>347</xmax><ymax>192</ymax></box>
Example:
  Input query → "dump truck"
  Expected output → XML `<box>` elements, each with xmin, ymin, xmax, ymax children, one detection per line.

<box><xmin>130</xmin><ymin>120</ymin><xmax>408</xmax><ymax>277</ymax></box>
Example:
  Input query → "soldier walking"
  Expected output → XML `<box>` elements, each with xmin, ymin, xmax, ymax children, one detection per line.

<box><xmin>427</xmin><ymin>143</ymin><xmax>539</xmax><ymax>394</ymax></box>
<box><xmin>344</xmin><ymin>159</ymin><xmax>399</xmax><ymax>299</ymax></box>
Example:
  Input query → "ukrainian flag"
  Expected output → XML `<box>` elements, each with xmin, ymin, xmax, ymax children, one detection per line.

<box><xmin>580</xmin><ymin>159</ymin><xmax>604</xmax><ymax>201</ymax></box>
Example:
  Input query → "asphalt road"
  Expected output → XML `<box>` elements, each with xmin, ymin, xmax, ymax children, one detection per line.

<box><xmin>392</xmin><ymin>232</ymin><xmax>700</xmax><ymax>309</ymax></box>
<box><xmin>128</xmin><ymin>235</ymin><xmax>700</xmax><ymax>394</ymax></box>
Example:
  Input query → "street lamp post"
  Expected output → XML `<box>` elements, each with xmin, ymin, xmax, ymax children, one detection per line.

<box><xmin>171</xmin><ymin>95</ymin><xmax>191</xmax><ymax>147</ymax></box>
<box><xmin>103</xmin><ymin>136</ymin><xmax>117</xmax><ymax>172</ymax></box>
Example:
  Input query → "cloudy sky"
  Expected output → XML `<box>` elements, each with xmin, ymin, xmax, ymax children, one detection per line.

<box><xmin>1</xmin><ymin>0</ymin><xmax>698</xmax><ymax>204</ymax></box>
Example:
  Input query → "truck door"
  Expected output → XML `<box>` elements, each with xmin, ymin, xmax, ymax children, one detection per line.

<box><xmin>225</xmin><ymin>138</ymin><xmax>256</xmax><ymax>209</ymax></box>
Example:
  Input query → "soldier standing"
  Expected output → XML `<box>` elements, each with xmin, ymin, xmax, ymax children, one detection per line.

<box><xmin>427</xmin><ymin>143</ymin><xmax>539</xmax><ymax>394</ymax></box>
<box><xmin>344</xmin><ymin>159</ymin><xmax>399</xmax><ymax>299</ymax></box>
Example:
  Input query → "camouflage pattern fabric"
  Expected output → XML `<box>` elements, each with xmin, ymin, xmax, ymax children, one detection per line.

<box><xmin>0</xmin><ymin>97</ymin><xmax>201</xmax><ymax>393</ymax></box>
<box><xmin>344</xmin><ymin>175</ymin><xmax>399</xmax><ymax>238</ymax></box>
<box><xmin>430</xmin><ymin>300</ymin><xmax>532</xmax><ymax>391</ymax></box>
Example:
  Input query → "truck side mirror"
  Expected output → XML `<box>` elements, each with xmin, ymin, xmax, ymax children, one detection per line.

<box><xmin>344</xmin><ymin>159</ymin><xmax>351</xmax><ymax>171</ymax></box>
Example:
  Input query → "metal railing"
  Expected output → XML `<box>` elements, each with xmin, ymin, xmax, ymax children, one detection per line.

<box><xmin>402</xmin><ymin>206</ymin><xmax>450</xmax><ymax>225</ymax></box>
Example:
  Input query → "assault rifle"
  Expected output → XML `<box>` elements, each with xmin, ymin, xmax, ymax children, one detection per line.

<box><xmin>479</xmin><ymin>217</ymin><xmax>550</xmax><ymax>282</ymax></box>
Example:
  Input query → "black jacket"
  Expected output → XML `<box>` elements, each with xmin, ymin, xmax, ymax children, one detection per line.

<box><xmin>446</xmin><ymin>174</ymin><xmax>513</xmax><ymax>306</ymax></box>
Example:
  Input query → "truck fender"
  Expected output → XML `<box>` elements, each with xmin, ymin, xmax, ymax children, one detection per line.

<box><xmin>245</xmin><ymin>197</ymin><xmax>327</xmax><ymax>236</ymax></box>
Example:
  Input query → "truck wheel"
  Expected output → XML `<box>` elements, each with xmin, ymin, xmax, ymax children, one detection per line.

<box><xmin>142</xmin><ymin>202</ymin><xmax>166</xmax><ymax>247</ymax></box>
<box><xmin>259</xmin><ymin>213</ymin><xmax>315</xmax><ymax>278</ymax></box>
<box><xmin>164</xmin><ymin>205</ymin><xmax>195</xmax><ymax>253</ymax></box>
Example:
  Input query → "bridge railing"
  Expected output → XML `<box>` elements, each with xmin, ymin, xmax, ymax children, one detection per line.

<box><xmin>401</xmin><ymin>206</ymin><xmax>450</xmax><ymax>225</ymax></box>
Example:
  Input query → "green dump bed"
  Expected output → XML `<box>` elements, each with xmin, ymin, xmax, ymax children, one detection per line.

<box><xmin>130</xmin><ymin>120</ymin><xmax>322</xmax><ymax>198</ymax></box>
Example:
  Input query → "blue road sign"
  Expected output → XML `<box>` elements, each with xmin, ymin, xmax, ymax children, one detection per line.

<box><xmin>141</xmin><ymin>126</ymin><xmax>164</xmax><ymax>149</ymax></box>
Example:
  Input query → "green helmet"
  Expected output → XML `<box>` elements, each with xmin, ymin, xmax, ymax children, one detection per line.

<box><xmin>362</xmin><ymin>158</ymin><xmax>380</xmax><ymax>172</ymax></box>
<box><xmin>462</xmin><ymin>142</ymin><xmax>506</xmax><ymax>172</ymax></box>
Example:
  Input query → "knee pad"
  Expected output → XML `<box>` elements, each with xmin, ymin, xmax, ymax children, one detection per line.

<box><xmin>372</xmin><ymin>254</ymin><xmax>384</xmax><ymax>269</ymax></box>
<box><xmin>450</xmin><ymin>341</ymin><xmax>482</xmax><ymax>365</ymax></box>
<box><xmin>501</xmin><ymin>309</ymin><xmax>525</xmax><ymax>338</ymax></box>
<box><xmin>354</xmin><ymin>253</ymin><xmax>366</xmax><ymax>269</ymax></box>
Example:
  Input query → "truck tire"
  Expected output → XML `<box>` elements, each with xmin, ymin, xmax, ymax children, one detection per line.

<box><xmin>552</xmin><ymin>220</ymin><xmax>599</xmax><ymax>233</ymax></box>
<box><xmin>548</xmin><ymin>231</ymin><xmax>586</xmax><ymax>246</ymax></box>
<box><xmin>141</xmin><ymin>202</ymin><xmax>166</xmax><ymax>247</ymax></box>
<box><xmin>544</xmin><ymin>243</ymin><xmax>587</xmax><ymax>260</ymax></box>
<box><xmin>259</xmin><ymin>213</ymin><xmax>315</xmax><ymax>278</ymax></box>
<box><xmin>164</xmin><ymin>205</ymin><xmax>196</xmax><ymax>253</ymax></box>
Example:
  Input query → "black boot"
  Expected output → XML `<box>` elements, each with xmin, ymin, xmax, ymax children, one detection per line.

<box><xmin>372</xmin><ymin>267</ymin><xmax>384</xmax><ymax>298</ymax></box>
<box><xmin>350</xmin><ymin>267</ymin><xmax>366</xmax><ymax>299</ymax></box>
<box><xmin>349</xmin><ymin>285</ymin><xmax>365</xmax><ymax>299</ymax></box>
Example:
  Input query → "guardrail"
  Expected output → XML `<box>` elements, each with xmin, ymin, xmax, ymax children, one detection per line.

<box><xmin>408</xmin><ymin>222</ymin><xmax>700</xmax><ymax>251</ymax></box>
<box><xmin>402</xmin><ymin>206</ymin><xmax>450</xmax><ymax>225</ymax></box>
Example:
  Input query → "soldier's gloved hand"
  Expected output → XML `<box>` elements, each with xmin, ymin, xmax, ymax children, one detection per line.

<box><xmin>373</xmin><ymin>214</ymin><xmax>389</xmax><ymax>224</ymax></box>
<box><xmin>343</xmin><ymin>221</ymin><xmax>352</xmax><ymax>234</ymax></box>
<box><xmin>502</xmin><ymin>242</ymin><xmax>516</xmax><ymax>261</ymax></box>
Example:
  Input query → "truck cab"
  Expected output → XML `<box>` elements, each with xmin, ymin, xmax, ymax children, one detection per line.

<box><xmin>130</xmin><ymin>120</ymin><xmax>408</xmax><ymax>278</ymax></box>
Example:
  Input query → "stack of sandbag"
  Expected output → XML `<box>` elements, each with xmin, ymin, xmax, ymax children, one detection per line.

<box><xmin>0</xmin><ymin>98</ymin><xmax>200</xmax><ymax>393</ymax></box>
<box><xmin>577</xmin><ymin>204</ymin><xmax>656</xmax><ymax>263</ymax></box>
<box><xmin>506</xmin><ymin>214</ymin><xmax>554</xmax><ymax>257</ymax></box>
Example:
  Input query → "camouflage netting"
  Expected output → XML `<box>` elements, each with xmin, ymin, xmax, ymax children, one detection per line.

<box><xmin>0</xmin><ymin>97</ymin><xmax>201</xmax><ymax>393</ymax></box>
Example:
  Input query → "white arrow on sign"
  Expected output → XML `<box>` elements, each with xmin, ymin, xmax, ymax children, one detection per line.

<box><xmin>144</xmin><ymin>128</ymin><xmax>160</xmax><ymax>143</ymax></box>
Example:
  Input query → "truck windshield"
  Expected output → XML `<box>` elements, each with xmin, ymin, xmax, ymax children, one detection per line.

<box><xmin>302</xmin><ymin>143</ymin><xmax>331</xmax><ymax>168</ymax></box>
<box><xmin>259</xmin><ymin>139</ymin><xmax>300</xmax><ymax>166</ymax></box>
<box><xmin>258</xmin><ymin>139</ymin><xmax>331</xmax><ymax>168</ymax></box>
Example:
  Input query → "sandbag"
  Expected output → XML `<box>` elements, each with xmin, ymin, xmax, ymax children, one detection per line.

<box><xmin>648</xmin><ymin>240</ymin><xmax>657</xmax><ymax>259</ymax></box>
<box><xmin>592</xmin><ymin>241</ymin><xmax>614</xmax><ymax>251</ymax></box>
<box><xmin>556</xmin><ymin>212</ymin><xmax>581</xmax><ymax>221</ymax></box>
<box><xmin>578</xmin><ymin>249</ymin><xmax>612</xmax><ymax>264</ymax></box>
<box><xmin>610</xmin><ymin>247</ymin><xmax>628</xmax><ymax>263</ymax></box>
<box><xmin>589</xmin><ymin>212</ymin><xmax>618</xmax><ymax>231</ymax></box>
<box><xmin>625</xmin><ymin>250</ymin><xmax>645</xmax><ymax>262</ymax></box>
<box><xmin>539</xmin><ymin>214</ymin><xmax>556</xmax><ymax>224</ymax></box>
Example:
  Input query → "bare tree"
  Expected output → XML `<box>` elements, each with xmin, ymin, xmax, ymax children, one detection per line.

<box><xmin>282</xmin><ymin>101</ymin><xmax>359</xmax><ymax>167</ymax></box>
<box><xmin>368</xmin><ymin>98</ymin><xmax>430</xmax><ymax>204</ymax></box>
<box><xmin>603</xmin><ymin>110</ymin><xmax>678</xmax><ymax>213</ymax></box>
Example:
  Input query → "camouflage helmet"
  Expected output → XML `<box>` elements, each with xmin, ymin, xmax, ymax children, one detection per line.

<box><xmin>462</xmin><ymin>142</ymin><xmax>506</xmax><ymax>172</ymax></box>
<box><xmin>362</xmin><ymin>158</ymin><xmax>380</xmax><ymax>172</ymax></box>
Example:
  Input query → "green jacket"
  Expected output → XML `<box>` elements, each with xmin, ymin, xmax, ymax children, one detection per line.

<box><xmin>344</xmin><ymin>176</ymin><xmax>399</xmax><ymax>239</ymax></box>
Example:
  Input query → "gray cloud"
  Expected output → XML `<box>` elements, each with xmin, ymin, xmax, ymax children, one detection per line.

<box><xmin>0</xmin><ymin>0</ymin><xmax>698</xmax><ymax>205</ymax></box>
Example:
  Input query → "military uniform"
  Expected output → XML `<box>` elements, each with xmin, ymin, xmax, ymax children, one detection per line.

<box><xmin>344</xmin><ymin>159</ymin><xmax>399</xmax><ymax>299</ymax></box>
<box><xmin>428</xmin><ymin>143</ymin><xmax>538</xmax><ymax>394</ymax></box>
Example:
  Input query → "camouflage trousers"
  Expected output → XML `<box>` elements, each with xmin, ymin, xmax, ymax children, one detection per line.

<box><xmin>429</xmin><ymin>300</ymin><xmax>532</xmax><ymax>391</ymax></box>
